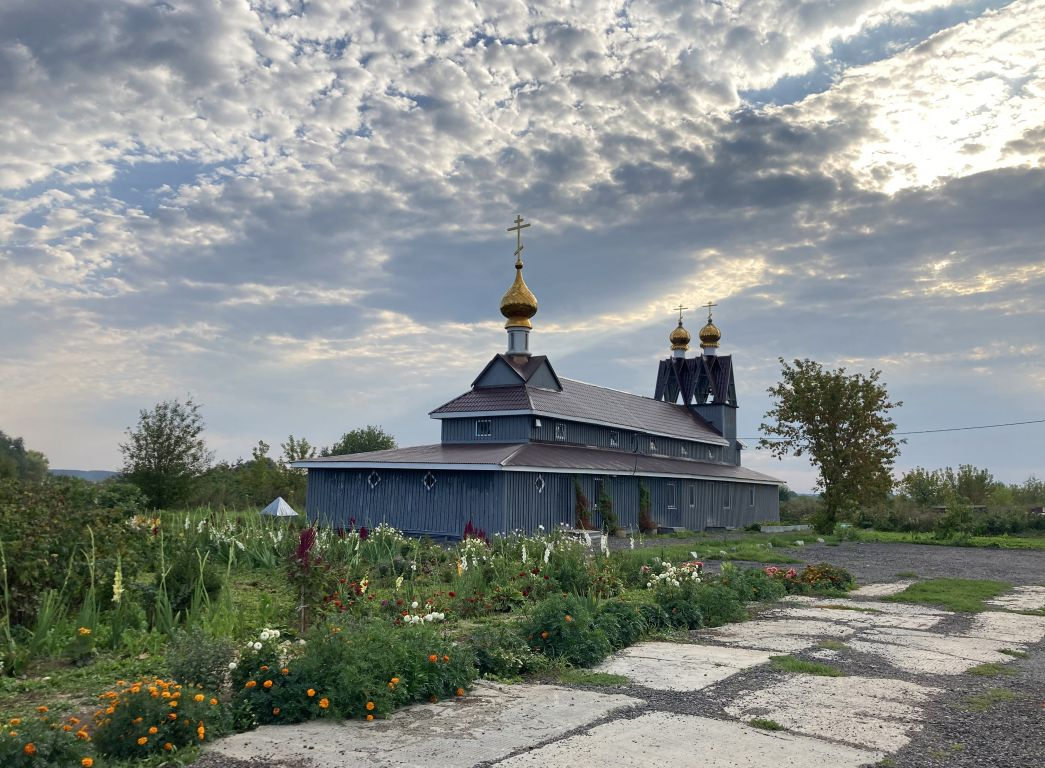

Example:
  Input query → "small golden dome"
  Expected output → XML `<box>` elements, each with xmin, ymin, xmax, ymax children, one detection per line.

<box><xmin>500</xmin><ymin>258</ymin><xmax>538</xmax><ymax>328</ymax></box>
<box><xmin>699</xmin><ymin>318</ymin><xmax>721</xmax><ymax>348</ymax></box>
<box><xmin>669</xmin><ymin>319</ymin><xmax>691</xmax><ymax>351</ymax></box>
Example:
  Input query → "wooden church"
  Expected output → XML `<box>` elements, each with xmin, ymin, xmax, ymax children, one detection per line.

<box><xmin>296</xmin><ymin>218</ymin><xmax>781</xmax><ymax>536</ymax></box>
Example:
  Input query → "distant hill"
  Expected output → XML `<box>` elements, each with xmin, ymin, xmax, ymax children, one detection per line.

<box><xmin>50</xmin><ymin>469</ymin><xmax>118</xmax><ymax>483</ymax></box>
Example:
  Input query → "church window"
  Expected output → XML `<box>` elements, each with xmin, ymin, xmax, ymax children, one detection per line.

<box><xmin>688</xmin><ymin>485</ymin><xmax>695</xmax><ymax>508</ymax></box>
<box><xmin>555</xmin><ymin>422</ymin><xmax>567</xmax><ymax>441</ymax></box>
<box><xmin>423</xmin><ymin>472</ymin><xmax>437</xmax><ymax>491</ymax></box>
<box><xmin>667</xmin><ymin>483</ymin><xmax>677</xmax><ymax>509</ymax></box>
<box><xmin>680</xmin><ymin>445</ymin><xmax>688</xmax><ymax>457</ymax></box>
<box><xmin>723</xmin><ymin>491</ymin><xmax>731</xmax><ymax>510</ymax></box>
<box><xmin>707</xmin><ymin>447</ymin><xmax>714</xmax><ymax>460</ymax></box>
<box><xmin>649</xmin><ymin>439</ymin><xmax>657</xmax><ymax>453</ymax></box>
<box><xmin>367</xmin><ymin>471</ymin><xmax>381</xmax><ymax>489</ymax></box>
<box><xmin>609</xmin><ymin>431</ymin><xmax>619</xmax><ymax>448</ymax></box>
<box><xmin>476</xmin><ymin>419</ymin><xmax>492</xmax><ymax>437</ymax></box>
<box><xmin>749</xmin><ymin>486</ymin><xmax>755</xmax><ymax>506</ymax></box>
<box><xmin>535</xmin><ymin>474</ymin><xmax>545</xmax><ymax>494</ymax></box>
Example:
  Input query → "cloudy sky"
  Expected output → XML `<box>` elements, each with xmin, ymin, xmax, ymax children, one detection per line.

<box><xmin>2</xmin><ymin>0</ymin><xmax>1043</xmax><ymax>492</ymax></box>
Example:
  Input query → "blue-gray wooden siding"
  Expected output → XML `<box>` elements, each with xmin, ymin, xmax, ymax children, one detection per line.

<box><xmin>306</xmin><ymin>467</ymin><xmax>778</xmax><ymax>536</ymax></box>
<box><xmin>439</xmin><ymin>415</ymin><xmax>732</xmax><ymax>463</ymax></box>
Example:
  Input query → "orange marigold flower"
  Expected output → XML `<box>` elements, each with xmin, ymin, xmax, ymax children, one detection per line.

<box><xmin>210</xmin><ymin>698</ymin><xmax>219</xmax><ymax>706</ymax></box>
<box><xmin>456</xmin><ymin>688</ymin><xmax>465</xmax><ymax>697</ymax></box>
<box><xmin>307</xmin><ymin>688</ymin><xmax>316</xmax><ymax>697</ymax></box>
<box><xmin>169</xmin><ymin>700</ymin><xmax>178</xmax><ymax>708</ymax></box>
<box><xmin>319</xmin><ymin>698</ymin><xmax>330</xmax><ymax>709</ymax></box>
<box><xmin>443</xmin><ymin>655</ymin><xmax>450</xmax><ymax>662</ymax></box>
<box><xmin>281</xmin><ymin>667</ymin><xmax>289</xmax><ymax>675</ymax></box>
<box><xmin>388</xmin><ymin>682</ymin><xmax>396</xmax><ymax>690</ymax></box>
<box><xmin>366</xmin><ymin>714</ymin><xmax>374</xmax><ymax>721</ymax></box>
<box><xmin>106</xmin><ymin>707</ymin><xmax>115</xmax><ymax>715</ymax></box>
<box><xmin>8</xmin><ymin>718</ymin><xmax>20</xmax><ymax>726</ymax></box>
<box><xmin>540</xmin><ymin>631</ymin><xmax>549</xmax><ymax>639</ymax></box>
<box><xmin>263</xmin><ymin>680</ymin><xmax>273</xmax><ymax>689</ymax></box>
<box><xmin>24</xmin><ymin>743</ymin><xmax>37</xmax><ymax>756</ymax></box>
<box><xmin>197</xmin><ymin>726</ymin><xmax>205</xmax><ymax>742</ymax></box>
<box><xmin>428</xmin><ymin>654</ymin><xmax>437</xmax><ymax>663</ymax></box>
<box><xmin>168</xmin><ymin>713</ymin><xmax>178</xmax><ymax>720</ymax></box>
<box><xmin>564</xmin><ymin>615</ymin><xmax>572</xmax><ymax>622</ymax></box>
<box><xmin>272</xmin><ymin>707</ymin><xmax>281</xmax><ymax>716</ymax></box>
<box><xmin>430</xmin><ymin>695</ymin><xmax>438</xmax><ymax>703</ymax></box>
<box><xmin>131</xmin><ymin>717</ymin><xmax>142</xmax><ymax>724</ymax></box>
<box><xmin>36</xmin><ymin>706</ymin><xmax>48</xmax><ymax>713</ymax></box>
<box><xmin>76</xmin><ymin>729</ymin><xmax>89</xmax><ymax>740</ymax></box>
<box><xmin>68</xmin><ymin>716</ymin><xmax>80</xmax><ymax>725</ymax></box>
<box><xmin>391</xmin><ymin>677</ymin><xmax>400</xmax><ymax>684</ymax></box>
<box><xmin>164</xmin><ymin>742</ymin><xmax>173</xmax><ymax>751</ymax></box>
<box><xmin>64</xmin><ymin>725</ymin><xmax>73</xmax><ymax>732</ymax></box>
<box><xmin>149</xmin><ymin>726</ymin><xmax>158</xmax><ymax>734</ymax></box>
<box><xmin>260</xmin><ymin>665</ymin><xmax>269</xmax><ymax>671</ymax></box>
<box><xmin>82</xmin><ymin>758</ymin><xmax>94</xmax><ymax>767</ymax></box>
<box><xmin>130</xmin><ymin>685</ymin><xmax>141</xmax><ymax>694</ymax></box>
<box><xmin>137</xmin><ymin>736</ymin><xmax>148</xmax><ymax>746</ymax></box>
<box><xmin>194</xmin><ymin>693</ymin><xmax>205</xmax><ymax>702</ymax></box>
<box><xmin>245</xmin><ymin>680</ymin><xmax>257</xmax><ymax>689</ymax></box>
<box><xmin>366</xmin><ymin>701</ymin><xmax>375</xmax><ymax>711</ymax></box>
<box><xmin>78</xmin><ymin>626</ymin><xmax>91</xmax><ymax>636</ymax></box>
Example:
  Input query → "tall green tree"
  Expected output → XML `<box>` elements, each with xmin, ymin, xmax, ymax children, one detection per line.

<box><xmin>760</xmin><ymin>358</ymin><xmax>902</xmax><ymax>534</ymax></box>
<box><xmin>119</xmin><ymin>396</ymin><xmax>213</xmax><ymax>509</ymax></box>
<box><xmin>0</xmin><ymin>430</ymin><xmax>49</xmax><ymax>481</ymax></box>
<box><xmin>321</xmin><ymin>425</ymin><xmax>397</xmax><ymax>456</ymax></box>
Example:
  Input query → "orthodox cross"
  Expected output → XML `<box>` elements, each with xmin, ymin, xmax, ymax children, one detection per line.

<box><xmin>675</xmin><ymin>303</ymin><xmax>688</xmax><ymax>324</ymax></box>
<box><xmin>507</xmin><ymin>214</ymin><xmax>530</xmax><ymax>262</ymax></box>
<box><xmin>703</xmin><ymin>300</ymin><xmax>717</xmax><ymax>320</ymax></box>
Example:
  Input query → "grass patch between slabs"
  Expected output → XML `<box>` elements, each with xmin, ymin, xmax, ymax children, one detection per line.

<box><xmin>963</xmin><ymin>688</ymin><xmax>1020</xmax><ymax>711</ymax></box>
<box><xmin>966</xmin><ymin>662</ymin><xmax>1017</xmax><ymax>678</ymax></box>
<box><xmin>556</xmin><ymin>670</ymin><xmax>630</xmax><ymax>686</ymax></box>
<box><xmin>769</xmin><ymin>655</ymin><xmax>845</xmax><ymax>677</ymax></box>
<box><xmin>818</xmin><ymin>639</ymin><xmax>848</xmax><ymax>651</ymax></box>
<box><xmin>749</xmin><ymin>718</ymin><xmax>784</xmax><ymax>731</ymax></box>
<box><xmin>999</xmin><ymin>648</ymin><xmax>1028</xmax><ymax>658</ymax></box>
<box><xmin>815</xmin><ymin>604</ymin><xmax>883</xmax><ymax>614</ymax></box>
<box><xmin>882</xmin><ymin>578</ymin><xmax>1011</xmax><ymax>613</ymax></box>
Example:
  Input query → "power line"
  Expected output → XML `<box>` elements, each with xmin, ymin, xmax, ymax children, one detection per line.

<box><xmin>741</xmin><ymin>417</ymin><xmax>1045</xmax><ymax>443</ymax></box>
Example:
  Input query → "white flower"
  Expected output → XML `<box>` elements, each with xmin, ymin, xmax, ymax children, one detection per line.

<box><xmin>411</xmin><ymin>601</ymin><xmax>419</xmax><ymax>609</ymax></box>
<box><xmin>629</xmin><ymin>537</ymin><xmax>635</xmax><ymax>550</ymax></box>
<box><xmin>795</xmin><ymin>540</ymin><xmax>805</xmax><ymax>546</ymax></box>
<box><xmin>543</xmin><ymin>544</ymin><xmax>552</xmax><ymax>564</ymax></box>
<box><xmin>538</xmin><ymin>524</ymin><xmax>545</xmax><ymax>531</ymax></box>
<box><xmin>228</xmin><ymin>661</ymin><xmax>238</xmax><ymax>671</ymax></box>
<box><xmin>252</xmin><ymin>642</ymin><xmax>262</xmax><ymax>650</ymax></box>
<box><xmin>410</xmin><ymin>563</ymin><xmax>417</xmax><ymax>571</ymax></box>
<box><xmin>298</xmin><ymin>639</ymin><xmax>307</xmax><ymax>646</ymax></box>
<box><xmin>272</xmin><ymin>629</ymin><xmax>281</xmax><ymax>639</ymax></box>
<box><xmin>521</xmin><ymin>544</ymin><xmax>527</xmax><ymax>563</ymax></box>
<box><xmin>260</xmin><ymin>630</ymin><xmax>271</xmax><ymax>641</ymax></box>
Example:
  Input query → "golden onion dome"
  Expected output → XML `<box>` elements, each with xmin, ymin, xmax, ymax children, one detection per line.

<box><xmin>500</xmin><ymin>257</ymin><xmax>538</xmax><ymax>328</ymax></box>
<box><xmin>669</xmin><ymin>319</ymin><xmax>691</xmax><ymax>351</ymax></box>
<box><xmin>699</xmin><ymin>317</ymin><xmax>721</xmax><ymax>348</ymax></box>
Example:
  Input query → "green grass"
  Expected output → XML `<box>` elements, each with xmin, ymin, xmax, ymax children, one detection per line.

<box><xmin>896</xmin><ymin>571</ymin><xmax>919</xmax><ymax>579</ymax></box>
<box><xmin>748</xmin><ymin>718</ymin><xmax>784</xmax><ymax>731</ymax></box>
<box><xmin>818</xmin><ymin>639</ymin><xmax>848</xmax><ymax>651</ymax></box>
<box><xmin>882</xmin><ymin>578</ymin><xmax>1011</xmax><ymax>613</ymax></box>
<box><xmin>964</xmin><ymin>688</ymin><xmax>1020</xmax><ymax>711</ymax></box>
<box><xmin>556</xmin><ymin>669</ymin><xmax>630</xmax><ymax>686</ymax></box>
<box><xmin>999</xmin><ymin>648</ymin><xmax>1029</xmax><ymax>658</ymax></box>
<box><xmin>967</xmin><ymin>662</ymin><xmax>1017</xmax><ymax>678</ymax></box>
<box><xmin>769</xmin><ymin>655</ymin><xmax>845</xmax><ymax>677</ymax></box>
<box><xmin>846</xmin><ymin>530</ymin><xmax>1045</xmax><ymax>551</ymax></box>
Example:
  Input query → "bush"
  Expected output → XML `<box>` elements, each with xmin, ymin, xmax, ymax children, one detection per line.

<box><xmin>653</xmin><ymin>593</ymin><xmax>703</xmax><ymax>629</ymax></box>
<box><xmin>0</xmin><ymin>709</ymin><xmax>94</xmax><ymax>767</ymax></box>
<box><xmin>689</xmin><ymin>584</ymin><xmax>747</xmax><ymax>627</ymax></box>
<box><xmin>635</xmin><ymin>602</ymin><xmax>672</xmax><ymax>630</ymax></box>
<box><xmin>466</xmin><ymin>622</ymin><xmax>540</xmax><ymax>679</ymax></box>
<box><xmin>764</xmin><ymin>563</ymin><xmax>855</xmax><ymax>594</ymax></box>
<box><xmin>596</xmin><ymin>600</ymin><xmax>647</xmax><ymax>649</ymax></box>
<box><xmin>92</xmin><ymin>677</ymin><xmax>229</xmax><ymax>758</ymax></box>
<box><xmin>720</xmin><ymin>566</ymin><xmax>787</xmax><ymax>602</ymax></box>
<box><xmin>522</xmin><ymin>594</ymin><xmax>612</xmax><ymax>667</ymax></box>
<box><xmin>163</xmin><ymin>544</ymin><xmax>224</xmax><ymax>616</ymax></box>
<box><xmin>167</xmin><ymin>626</ymin><xmax>235</xmax><ymax>691</ymax></box>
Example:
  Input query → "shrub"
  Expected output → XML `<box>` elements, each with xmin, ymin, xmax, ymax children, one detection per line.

<box><xmin>689</xmin><ymin>584</ymin><xmax>747</xmax><ymax>627</ymax></box>
<box><xmin>167</xmin><ymin>626</ymin><xmax>236</xmax><ymax>691</ymax></box>
<box><xmin>720</xmin><ymin>565</ymin><xmax>787</xmax><ymax>602</ymax></box>
<box><xmin>635</xmin><ymin>602</ymin><xmax>672</xmax><ymax>630</ymax></box>
<box><xmin>466</xmin><ymin>622</ymin><xmax>541</xmax><ymax>679</ymax></box>
<box><xmin>0</xmin><ymin>709</ymin><xmax>94</xmax><ymax>767</ymax></box>
<box><xmin>523</xmin><ymin>594</ymin><xmax>612</xmax><ymax>667</ymax></box>
<box><xmin>799</xmin><ymin>563</ymin><xmax>855</xmax><ymax>592</ymax></box>
<box><xmin>596</xmin><ymin>600</ymin><xmax>647</xmax><ymax>649</ymax></box>
<box><xmin>92</xmin><ymin>677</ymin><xmax>229</xmax><ymax>758</ymax></box>
<box><xmin>163</xmin><ymin>544</ymin><xmax>224</xmax><ymax>616</ymax></box>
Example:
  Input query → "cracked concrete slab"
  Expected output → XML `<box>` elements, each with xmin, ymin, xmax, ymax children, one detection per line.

<box><xmin>847</xmin><ymin>626</ymin><xmax>1018</xmax><ymax>674</ymax></box>
<box><xmin>987</xmin><ymin>585</ymin><xmax>1045</xmax><ymax>612</ymax></box>
<box><xmin>206</xmin><ymin>682</ymin><xmax>642</xmax><ymax>768</ymax></box>
<box><xmin>964</xmin><ymin>610</ymin><xmax>1045</xmax><ymax>645</ymax></box>
<box><xmin>851</xmin><ymin>581</ymin><xmax>916</xmax><ymax>597</ymax></box>
<box><xmin>725</xmin><ymin>675</ymin><xmax>940</xmax><ymax>752</ymax></box>
<box><xmin>595</xmin><ymin>641</ymin><xmax>772</xmax><ymax>691</ymax></box>
<box><xmin>494</xmin><ymin>711</ymin><xmax>881</xmax><ymax>768</ymax></box>
<box><xmin>766</xmin><ymin>602</ymin><xmax>946</xmax><ymax>631</ymax></box>
<box><xmin>697</xmin><ymin>618</ymin><xmax>855</xmax><ymax>652</ymax></box>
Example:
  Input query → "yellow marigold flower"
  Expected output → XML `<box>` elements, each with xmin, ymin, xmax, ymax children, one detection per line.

<box><xmin>318</xmin><ymin>698</ymin><xmax>329</xmax><ymax>709</ymax></box>
<box><xmin>137</xmin><ymin>736</ymin><xmax>148</xmax><ymax>746</ymax></box>
<box><xmin>366</xmin><ymin>701</ymin><xmax>375</xmax><ymax>711</ymax></box>
<box><xmin>263</xmin><ymin>679</ymin><xmax>273</xmax><ymax>689</ymax></box>
<box><xmin>36</xmin><ymin>706</ymin><xmax>48</xmax><ymax>713</ymax></box>
<box><xmin>194</xmin><ymin>694</ymin><xmax>205</xmax><ymax>702</ymax></box>
<box><xmin>366</xmin><ymin>714</ymin><xmax>374</xmax><ymax>721</ymax></box>
<box><xmin>245</xmin><ymin>680</ymin><xmax>257</xmax><ymax>689</ymax></box>
<box><xmin>169</xmin><ymin>700</ymin><xmax>178</xmax><ymax>708</ymax></box>
<box><xmin>78</xmin><ymin>627</ymin><xmax>91</xmax><ymax>636</ymax></box>
<box><xmin>82</xmin><ymin>758</ymin><xmax>94</xmax><ymax>767</ymax></box>
<box><xmin>149</xmin><ymin>726</ymin><xmax>158</xmax><ymax>734</ymax></box>
<box><xmin>24</xmin><ymin>743</ymin><xmax>37</xmax><ymax>755</ymax></box>
<box><xmin>130</xmin><ymin>685</ymin><xmax>141</xmax><ymax>694</ymax></box>
<box><xmin>307</xmin><ymin>688</ymin><xmax>316</xmax><ymax>697</ymax></box>
<box><xmin>197</xmin><ymin>725</ymin><xmax>205</xmax><ymax>741</ymax></box>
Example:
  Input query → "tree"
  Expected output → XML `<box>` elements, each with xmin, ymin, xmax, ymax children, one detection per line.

<box><xmin>760</xmin><ymin>358</ymin><xmax>902</xmax><ymax>534</ymax></box>
<box><xmin>0</xmin><ymin>430</ymin><xmax>49</xmax><ymax>482</ymax></box>
<box><xmin>280</xmin><ymin>435</ymin><xmax>316</xmax><ymax>469</ymax></box>
<box><xmin>120</xmin><ymin>397</ymin><xmax>213</xmax><ymax>509</ymax></box>
<box><xmin>321</xmin><ymin>425</ymin><xmax>397</xmax><ymax>456</ymax></box>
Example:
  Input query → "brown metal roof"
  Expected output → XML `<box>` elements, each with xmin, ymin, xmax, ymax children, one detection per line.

<box><xmin>429</xmin><ymin>377</ymin><xmax>727</xmax><ymax>445</ymax></box>
<box><xmin>294</xmin><ymin>442</ymin><xmax>780</xmax><ymax>485</ymax></box>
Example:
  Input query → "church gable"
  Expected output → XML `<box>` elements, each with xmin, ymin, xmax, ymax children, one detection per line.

<box><xmin>473</xmin><ymin>354</ymin><xmax>562</xmax><ymax>391</ymax></box>
<box><xmin>472</xmin><ymin>356</ymin><xmax>525</xmax><ymax>388</ymax></box>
